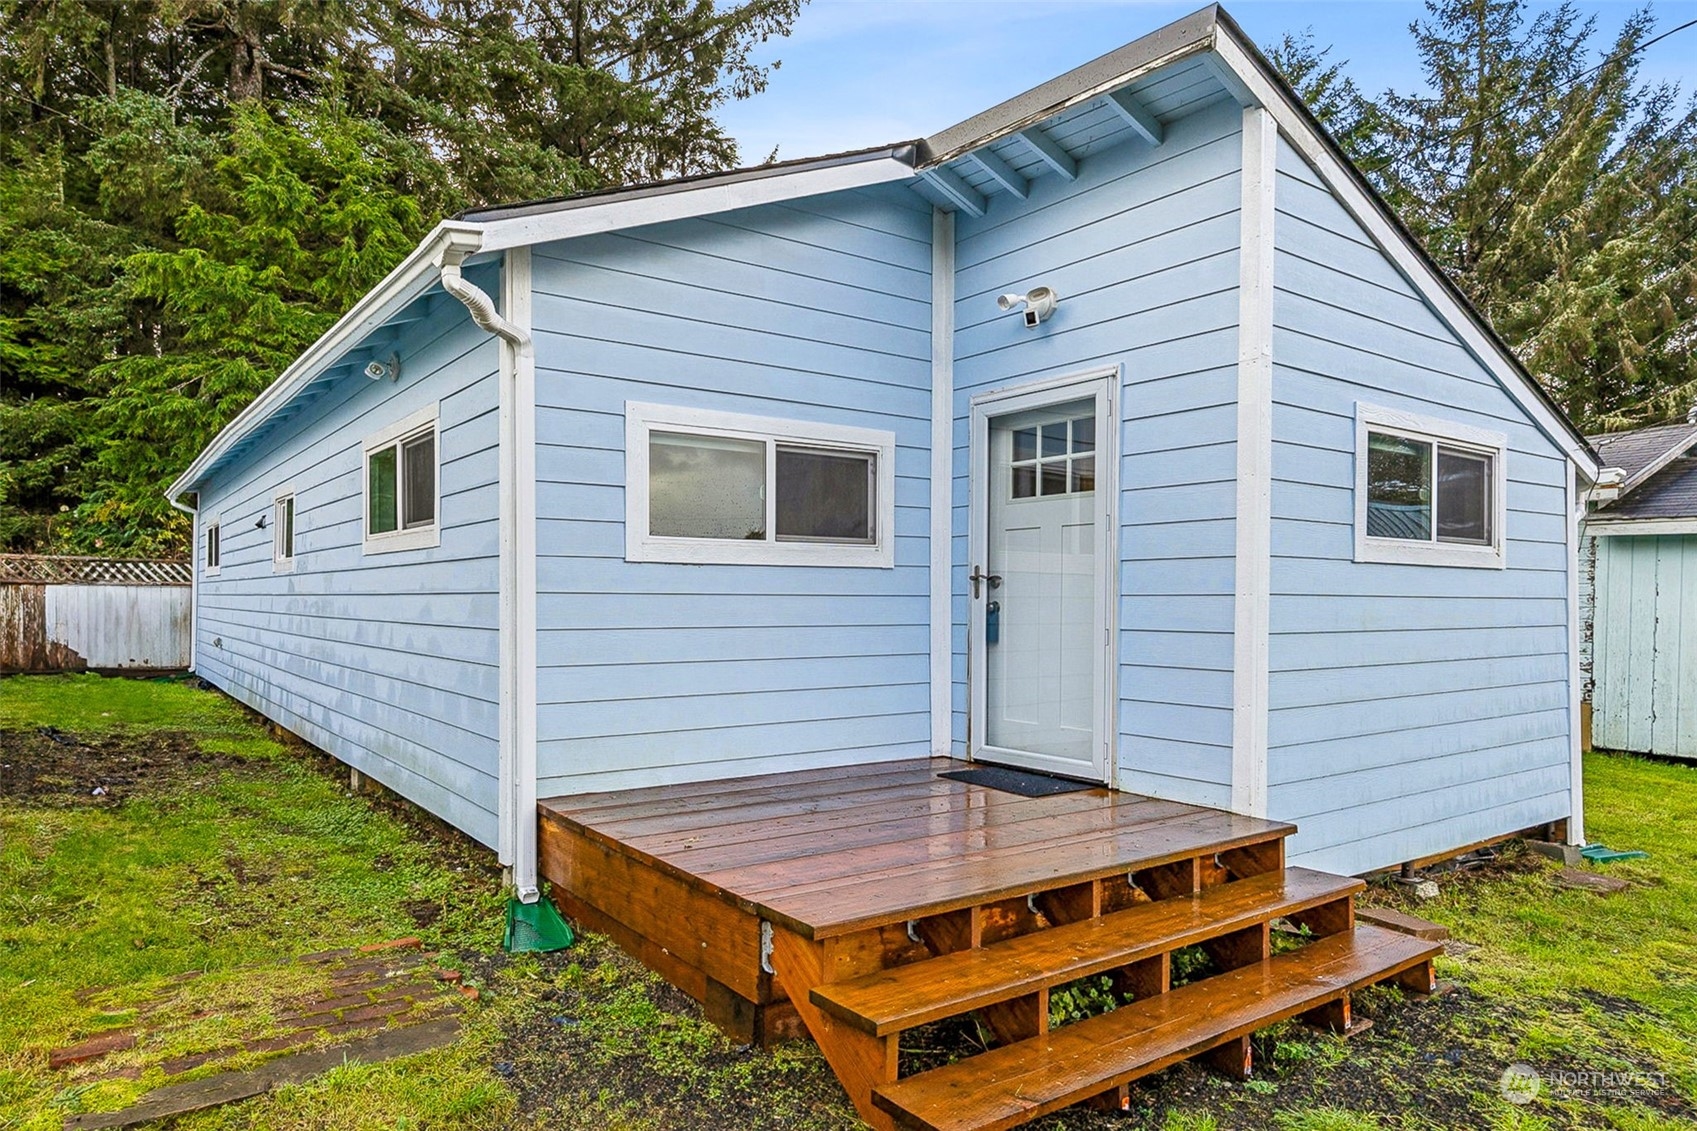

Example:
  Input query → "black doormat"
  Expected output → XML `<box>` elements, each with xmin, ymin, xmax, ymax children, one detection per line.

<box><xmin>939</xmin><ymin>766</ymin><xmax>1096</xmax><ymax>797</ymax></box>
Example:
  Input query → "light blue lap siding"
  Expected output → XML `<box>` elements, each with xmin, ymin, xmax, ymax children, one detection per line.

<box><xmin>530</xmin><ymin>184</ymin><xmax>935</xmax><ymax>797</ymax></box>
<box><xmin>951</xmin><ymin>98</ymin><xmax>1243</xmax><ymax>809</ymax></box>
<box><xmin>192</xmin><ymin>304</ymin><xmax>502</xmax><ymax>846</ymax></box>
<box><xmin>1267</xmin><ymin>136</ymin><xmax>1573</xmax><ymax>874</ymax></box>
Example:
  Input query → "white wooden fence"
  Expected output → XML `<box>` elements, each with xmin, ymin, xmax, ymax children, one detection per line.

<box><xmin>0</xmin><ymin>555</ymin><xmax>192</xmax><ymax>673</ymax></box>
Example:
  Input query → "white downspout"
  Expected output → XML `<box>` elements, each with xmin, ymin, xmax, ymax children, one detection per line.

<box><xmin>168</xmin><ymin>494</ymin><xmax>199</xmax><ymax>673</ymax></box>
<box><xmin>438</xmin><ymin>242</ymin><xmax>541</xmax><ymax>904</ymax></box>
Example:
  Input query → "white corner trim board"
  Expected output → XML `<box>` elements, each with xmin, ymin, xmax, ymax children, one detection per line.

<box><xmin>1565</xmin><ymin>470</ymin><xmax>1585</xmax><ymax>845</ymax></box>
<box><xmin>1231</xmin><ymin>104</ymin><xmax>1275</xmax><ymax>820</ymax></box>
<box><xmin>931</xmin><ymin>209</ymin><xmax>956</xmax><ymax>756</ymax></box>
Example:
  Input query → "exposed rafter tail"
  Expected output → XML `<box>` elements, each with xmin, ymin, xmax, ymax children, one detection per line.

<box><xmin>1015</xmin><ymin>128</ymin><xmax>1077</xmax><ymax>182</ymax></box>
<box><xmin>1104</xmin><ymin>89</ymin><xmax>1163</xmax><ymax>146</ymax></box>
<box><xmin>966</xmin><ymin>148</ymin><xmax>1030</xmax><ymax>199</ymax></box>
<box><xmin>920</xmin><ymin>166</ymin><xmax>987</xmax><ymax>217</ymax></box>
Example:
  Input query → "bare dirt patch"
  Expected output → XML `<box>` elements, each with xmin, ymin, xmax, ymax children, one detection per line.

<box><xmin>0</xmin><ymin>727</ymin><xmax>243</xmax><ymax>806</ymax></box>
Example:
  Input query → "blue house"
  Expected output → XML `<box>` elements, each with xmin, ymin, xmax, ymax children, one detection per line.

<box><xmin>169</xmin><ymin>11</ymin><xmax>1600</xmax><ymax>1113</ymax></box>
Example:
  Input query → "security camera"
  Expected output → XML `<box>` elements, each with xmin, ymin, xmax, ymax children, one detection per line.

<box><xmin>996</xmin><ymin>287</ymin><xmax>1059</xmax><ymax>328</ymax></box>
<box><xmin>363</xmin><ymin>354</ymin><xmax>400</xmax><ymax>382</ymax></box>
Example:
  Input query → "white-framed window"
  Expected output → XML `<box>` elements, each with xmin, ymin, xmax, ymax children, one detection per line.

<box><xmin>204</xmin><ymin>515</ymin><xmax>221</xmax><ymax>577</ymax></box>
<box><xmin>625</xmin><ymin>401</ymin><xmax>896</xmax><ymax>568</ymax></box>
<box><xmin>273</xmin><ymin>489</ymin><xmax>296</xmax><ymax>572</ymax></box>
<box><xmin>363</xmin><ymin>404</ymin><xmax>439</xmax><ymax>554</ymax></box>
<box><xmin>1355</xmin><ymin>403</ymin><xmax>1507</xmax><ymax>569</ymax></box>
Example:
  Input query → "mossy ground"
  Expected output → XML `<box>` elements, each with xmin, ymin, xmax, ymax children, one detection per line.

<box><xmin>2</xmin><ymin>674</ymin><xmax>1692</xmax><ymax>1129</ymax></box>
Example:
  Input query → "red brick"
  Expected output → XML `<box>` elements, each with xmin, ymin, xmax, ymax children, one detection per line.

<box><xmin>436</xmin><ymin>969</ymin><xmax>462</xmax><ymax>984</ymax></box>
<box><xmin>457</xmin><ymin>986</ymin><xmax>480</xmax><ymax>1002</ymax></box>
<box><xmin>48</xmin><ymin>1030</ymin><xmax>136</xmax><ymax>1070</ymax></box>
<box><xmin>336</xmin><ymin>1001</ymin><xmax>413</xmax><ymax>1026</ymax></box>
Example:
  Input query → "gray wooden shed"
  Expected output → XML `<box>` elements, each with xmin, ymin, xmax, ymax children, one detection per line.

<box><xmin>1584</xmin><ymin>420</ymin><xmax>1697</xmax><ymax>760</ymax></box>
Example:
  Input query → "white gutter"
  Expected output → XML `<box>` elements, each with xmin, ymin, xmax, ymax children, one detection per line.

<box><xmin>437</xmin><ymin>235</ymin><xmax>541</xmax><ymax>904</ymax></box>
<box><xmin>168</xmin><ymin>494</ymin><xmax>198</xmax><ymax>673</ymax></box>
<box><xmin>167</xmin><ymin>221</ymin><xmax>486</xmax><ymax>500</ymax></box>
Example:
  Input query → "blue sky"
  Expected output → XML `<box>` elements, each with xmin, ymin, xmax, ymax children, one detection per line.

<box><xmin>717</xmin><ymin>1</ymin><xmax>1697</xmax><ymax>162</ymax></box>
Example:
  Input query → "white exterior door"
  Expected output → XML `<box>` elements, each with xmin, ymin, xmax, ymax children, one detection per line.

<box><xmin>969</xmin><ymin>370</ymin><xmax>1116</xmax><ymax>782</ymax></box>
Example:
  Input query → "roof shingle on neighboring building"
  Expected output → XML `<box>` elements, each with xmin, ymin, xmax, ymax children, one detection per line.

<box><xmin>1587</xmin><ymin>420</ymin><xmax>1697</xmax><ymax>487</ymax></box>
<box><xmin>1599</xmin><ymin>454</ymin><xmax>1697</xmax><ymax>520</ymax></box>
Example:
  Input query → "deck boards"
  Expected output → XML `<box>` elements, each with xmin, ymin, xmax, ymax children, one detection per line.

<box><xmin>539</xmin><ymin>758</ymin><xmax>1294</xmax><ymax>938</ymax></box>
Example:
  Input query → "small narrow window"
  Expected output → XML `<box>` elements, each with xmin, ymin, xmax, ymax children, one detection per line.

<box><xmin>1356</xmin><ymin>405</ymin><xmax>1505</xmax><ymax>568</ymax></box>
<box><xmin>363</xmin><ymin>406</ymin><xmax>439</xmax><ymax>553</ymax></box>
<box><xmin>627</xmin><ymin>402</ymin><xmax>895</xmax><ymax>567</ymax></box>
<box><xmin>273</xmin><ymin>493</ymin><xmax>296</xmax><ymax>570</ymax></box>
<box><xmin>205</xmin><ymin>520</ymin><xmax>221</xmax><ymax>574</ymax></box>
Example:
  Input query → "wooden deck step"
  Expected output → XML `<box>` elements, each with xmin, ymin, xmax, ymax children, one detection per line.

<box><xmin>873</xmin><ymin>925</ymin><xmax>1441</xmax><ymax>1131</ymax></box>
<box><xmin>815</xmin><ymin>867</ymin><xmax>1361</xmax><ymax>1037</ymax></box>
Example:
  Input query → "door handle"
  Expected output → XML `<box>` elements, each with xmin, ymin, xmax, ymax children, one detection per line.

<box><xmin>970</xmin><ymin>565</ymin><xmax>1003</xmax><ymax>599</ymax></box>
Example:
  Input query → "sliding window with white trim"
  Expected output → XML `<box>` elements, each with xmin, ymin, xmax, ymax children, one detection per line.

<box><xmin>363</xmin><ymin>404</ymin><xmax>439</xmax><ymax>554</ymax></box>
<box><xmin>1355</xmin><ymin>403</ymin><xmax>1507</xmax><ymax>569</ymax></box>
<box><xmin>625</xmin><ymin>402</ymin><xmax>896</xmax><ymax>568</ymax></box>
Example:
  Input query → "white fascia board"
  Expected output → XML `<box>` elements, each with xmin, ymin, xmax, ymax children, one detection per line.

<box><xmin>167</xmin><ymin>157</ymin><xmax>914</xmax><ymax>502</ymax></box>
<box><xmin>167</xmin><ymin>222</ymin><xmax>487</xmax><ymax>498</ymax></box>
<box><xmin>1587</xmin><ymin>517</ymin><xmax>1697</xmax><ymax>536</ymax></box>
<box><xmin>1208</xmin><ymin>31</ymin><xmax>1601</xmax><ymax>482</ymax></box>
<box><xmin>472</xmin><ymin>157</ymin><xmax>917</xmax><ymax>253</ymax></box>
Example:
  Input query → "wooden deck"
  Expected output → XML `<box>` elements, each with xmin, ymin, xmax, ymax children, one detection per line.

<box><xmin>536</xmin><ymin>757</ymin><xmax>1439</xmax><ymax>1131</ymax></box>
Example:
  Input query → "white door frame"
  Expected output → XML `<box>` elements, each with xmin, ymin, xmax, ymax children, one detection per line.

<box><xmin>967</xmin><ymin>365</ymin><xmax>1119</xmax><ymax>783</ymax></box>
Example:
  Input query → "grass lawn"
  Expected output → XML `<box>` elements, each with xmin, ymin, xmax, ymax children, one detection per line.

<box><xmin>1</xmin><ymin>674</ymin><xmax>1693</xmax><ymax>1130</ymax></box>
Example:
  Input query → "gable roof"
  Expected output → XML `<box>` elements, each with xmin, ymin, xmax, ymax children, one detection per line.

<box><xmin>170</xmin><ymin>3</ymin><xmax>1599</xmax><ymax>501</ymax></box>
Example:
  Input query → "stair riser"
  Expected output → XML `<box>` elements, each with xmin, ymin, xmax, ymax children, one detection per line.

<box><xmin>884</xmin><ymin>955</ymin><xmax>1438</xmax><ymax>1131</ymax></box>
<box><xmin>872</xmin><ymin>927</ymin><xmax>1442</xmax><ymax>1131</ymax></box>
<box><xmin>818</xmin><ymin>888</ymin><xmax>1358</xmax><ymax>1036</ymax></box>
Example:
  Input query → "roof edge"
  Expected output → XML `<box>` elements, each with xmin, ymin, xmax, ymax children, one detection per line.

<box><xmin>457</xmin><ymin>143</ymin><xmax>917</xmax><ymax>224</ymax></box>
<box><xmin>167</xmin><ymin>223</ymin><xmax>482</xmax><ymax>501</ymax></box>
<box><xmin>168</xmin><ymin>150</ymin><xmax>920</xmax><ymax>498</ymax></box>
<box><xmin>918</xmin><ymin>5</ymin><xmax>1221</xmax><ymax>167</ymax></box>
<box><xmin>1208</xmin><ymin>9</ymin><xmax>1599</xmax><ymax>476</ymax></box>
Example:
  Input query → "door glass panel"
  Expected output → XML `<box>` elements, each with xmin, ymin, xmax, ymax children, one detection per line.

<box><xmin>649</xmin><ymin>431</ymin><xmax>766</xmax><ymax>540</ymax></box>
<box><xmin>985</xmin><ymin>397</ymin><xmax>1097</xmax><ymax>768</ymax></box>
<box><xmin>1071</xmin><ymin>417</ymin><xmax>1094</xmax><ymax>453</ymax></box>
